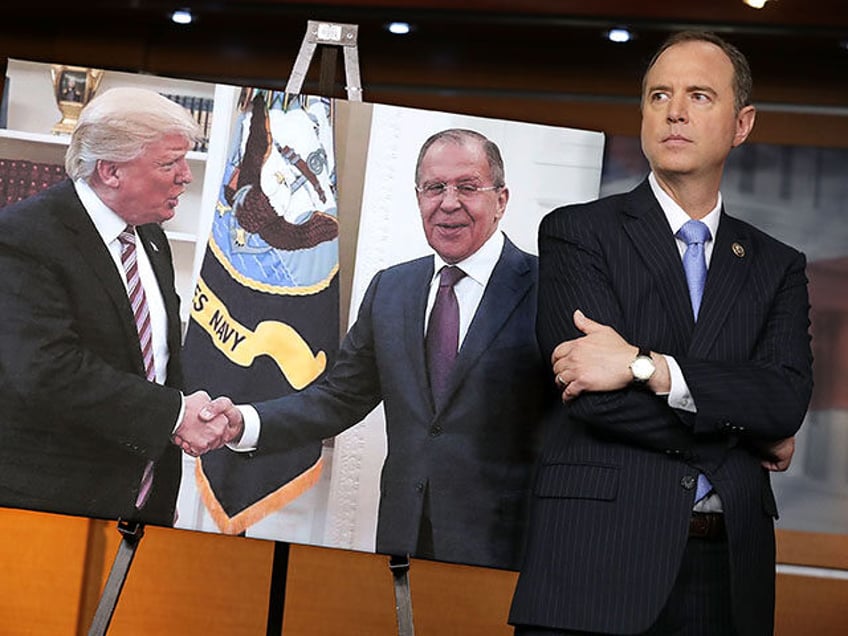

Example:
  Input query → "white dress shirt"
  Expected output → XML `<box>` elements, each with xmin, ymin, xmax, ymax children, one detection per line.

<box><xmin>648</xmin><ymin>172</ymin><xmax>723</xmax><ymax>512</ymax></box>
<box><xmin>74</xmin><ymin>179</ymin><xmax>171</xmax><ymax>385</ymax></box>
<box><xmin>425</xmin><ymin>230</ymin><xmax>504</xmax><ymax>347</ymax></box>
<box><xmin>648</xmin><ymin>172</ymin><xmax>720</xmax><ymax>414</ymax></box>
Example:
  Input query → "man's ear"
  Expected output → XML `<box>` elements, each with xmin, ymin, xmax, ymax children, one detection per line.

<box><xmin>496</xmin><ymin>186</ymin><xmax>510</xmax><ymax>219</ymax></box>
<box><xmin>732</xmin><ymin>105</ymin><xmax>756</xmax><ymax>148</ymax></box>
<box><xmin>94</xmin><ymin>160</ymin><xmax>121</xmax><ymax>188</ymax></box>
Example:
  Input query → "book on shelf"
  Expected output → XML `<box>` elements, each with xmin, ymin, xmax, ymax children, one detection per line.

<box><xmin>161</xmin><ymin>93</ymin><xmax>214</xmax><ymax>153</ymax></box>
<box><xmin>0</xmin><ymin>158</ymin><xmax>66</xmax><ymax>208</ymax></box>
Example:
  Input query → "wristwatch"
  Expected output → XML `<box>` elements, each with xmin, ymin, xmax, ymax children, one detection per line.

<box><xmin>630</xmin><ymin>347</ymin><xmax>655</xmax><ymax>384</ymax></box>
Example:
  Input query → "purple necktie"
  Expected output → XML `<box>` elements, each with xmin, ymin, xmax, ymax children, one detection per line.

<box><xmin>426</xmin><ymin>266</ymin><xmax>466</xmax><ymax>403</ymax></box>
<box><xmin>676</xmin><ymin>219</ymin><xmax>713</xmax><ymax>502</ymax></box>
<box><xmin>118</xmin><ymin>226</ymin><xmax>156</xmax><ymax>510</ymax></box>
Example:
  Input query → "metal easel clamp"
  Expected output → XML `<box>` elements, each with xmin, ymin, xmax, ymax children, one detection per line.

<box><xmin>116</xmin><ymin>518</ymin><xmax>145</xmax><ymax>542</ymax></box>
<box><xmin>285</xmin><ymin>20</ymin><xmax>363</xmax><ymax>102</ymax></box>
<box><xmin>389</xmin><ymin>553</ymin><xmax>411</xmax><ymax>574</ymax></box>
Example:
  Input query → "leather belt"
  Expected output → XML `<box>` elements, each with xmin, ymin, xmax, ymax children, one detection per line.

<box><xmin>689</xmin><ymin>512</ymin><xmax>726</xmax><ymax>540</ymax></box>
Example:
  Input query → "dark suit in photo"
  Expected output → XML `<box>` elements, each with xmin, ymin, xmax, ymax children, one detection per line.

<box><xmin>0</xmin><ymin>180</ymin><xmax>185</xmax><ymax>525</ymax></box>
<box><xmin>248</xmin><ymin>235</ymin><xmax>549</xmax><ymax>569</ymax></box>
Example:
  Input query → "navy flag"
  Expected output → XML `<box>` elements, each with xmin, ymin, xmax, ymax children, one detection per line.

<box><xmin>182</xmin><ymin>89</ymin><xmax>339</xmax><ymax>534</ymax></box>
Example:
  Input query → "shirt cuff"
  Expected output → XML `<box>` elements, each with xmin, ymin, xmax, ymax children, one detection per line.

<box><xmin>173</xmin><ymin>394</ymin><xmax>186</xmax><ymax>435</ymax></box>
<box><xmin>226</xmin><ymin>404</ymin><xmax>260</xmax><ymax>452</ymax></box>
<box><xmin>664</xmin><ymin>355</ymin><xmax>696</xmax><ymax>413</ymax></box>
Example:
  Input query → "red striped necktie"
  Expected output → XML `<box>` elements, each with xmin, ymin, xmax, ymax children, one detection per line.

<box><xmin>118</xmin><ymin>225</ymin><xmax>156</xmax><ymax>510</ymax></box>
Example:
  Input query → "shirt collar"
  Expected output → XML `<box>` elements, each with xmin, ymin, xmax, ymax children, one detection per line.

<box><xmin>432</xmin><ymin>230</ymin><xmax>504</xmax><ymax>288</ymax></box>
<box><xmin>73</xmin><ymin>178</ymin><xmax>131</xmax><ymax>246</ymax></box>
<box><xmin>648</xmin><ymin>172</ymin><xmax>721</xmax><ymax>241</ymax></box>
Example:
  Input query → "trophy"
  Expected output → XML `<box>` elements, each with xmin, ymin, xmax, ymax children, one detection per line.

<box><xmin>50</xmin><ymin>65</ymin><xmax>104</xmax><ymax>135</ymax></box>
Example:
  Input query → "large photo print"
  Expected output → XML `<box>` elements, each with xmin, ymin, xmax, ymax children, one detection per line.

<box><xmin>0</xmin><ymin>59</ymin><xmax>605</xmax><ymax>571</ymax></box>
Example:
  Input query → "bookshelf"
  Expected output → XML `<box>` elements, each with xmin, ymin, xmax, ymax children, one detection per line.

<box><xmin>0</xmin><ymin>59</ymin><xmax>240</xmax><ymax>329</ymax></box>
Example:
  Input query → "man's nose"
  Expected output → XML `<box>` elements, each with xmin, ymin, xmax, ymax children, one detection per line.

<box><xmin>176</xmin><ymin>158</ymin><xmax>193</xmax><ymax>184</ymax></box>
<box><xmin>440</xmin><ymin>185</ymin><xmax>462</xmax><ymax>209</ymax></box>
<box><xmin>666</xmin><ymin>95</ymin><xmax>688</xmax><ymax>123</ymax></box>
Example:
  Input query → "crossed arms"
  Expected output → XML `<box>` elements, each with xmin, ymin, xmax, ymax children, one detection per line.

<box><xmin>536</xmin><ymin>205</ymin><xmax>812</xmax><ymax>474</ymax></box>
<box><xmin>552</xmin><ymin>309</ymin><xmax>797</xmax><ymax>471</ymax></box>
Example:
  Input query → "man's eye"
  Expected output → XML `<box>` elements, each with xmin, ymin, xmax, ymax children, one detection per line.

<box><xmin>456</xmin><ymin>184</ymin><xmax>478</xmax><ymax>194</ymax></box>
<box><xmin>425</xmin><ymin>183</ymin><xmax>447</xmax><ymax>194</ymax></box>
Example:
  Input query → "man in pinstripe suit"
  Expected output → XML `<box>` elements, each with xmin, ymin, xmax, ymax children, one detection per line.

<box><xmin>509</xmin><ymin>31</ymin><xmax>813</xmax><ymax>635</ymax></box>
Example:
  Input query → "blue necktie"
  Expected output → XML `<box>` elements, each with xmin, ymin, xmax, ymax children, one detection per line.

<box><xmin>676</xmin><ymin>219</ymin><xmax>713</xmax><ymax>502</ymax></box>
<box><xmin>676</xmin><ymin>219</ymin><xmax>710</xmax><ymax>320</ymax></box>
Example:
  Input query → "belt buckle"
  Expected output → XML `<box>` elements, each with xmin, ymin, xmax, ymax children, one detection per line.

<box><xmin>689</xmin><ymin>512</ymin><xmax>724</xmax><ymax>540</ymax></box>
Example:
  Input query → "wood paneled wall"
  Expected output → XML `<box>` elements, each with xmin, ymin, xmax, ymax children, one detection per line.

<box><xmin>2</xmin><ymin>508</ymin><xmax>847</xmax><ymax>635</ymax></box>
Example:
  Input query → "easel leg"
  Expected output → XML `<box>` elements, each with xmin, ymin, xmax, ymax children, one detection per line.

<box><xmin>265</xmin><ymin>541</ymin><xmax>290</xmax><ymax>636</ymax></box>
<box><xmin>87</xmin><ymin>520</ymin><xmax>145</xmax><ymax>636</ymax></box>
<box><xmin>389</xmin><ymin>555</ymin><xmax>415</xmax><ymax>636</ymax></box>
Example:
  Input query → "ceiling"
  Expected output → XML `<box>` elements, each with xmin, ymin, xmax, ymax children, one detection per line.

<box><xmin>2</xmin><ymin>1</ymin><xmax>847</xmax><ymax>119</ymax></box>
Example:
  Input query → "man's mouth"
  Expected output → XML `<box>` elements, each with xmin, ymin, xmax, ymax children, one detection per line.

<box><xmin>167</xmin><ymin>190</ymin><xmax>185</xmax><ymax>208</ymax></box>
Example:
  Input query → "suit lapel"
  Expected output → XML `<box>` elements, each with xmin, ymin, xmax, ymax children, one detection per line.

<box><xmin>689</xmin><ymin>212</ymin><xmax>751</xmax><ymax>357</ymax></box>
<box><xmin>137</xmin><ymin>224</ymin><xmax>181</xmax><ymax>352</ymax></box>
<box><xmin>437</xmin><ymin>238</ymin><xmax>532</xmax><ymax>411</ymax></box>
<box><xmin>58</xmin><ymin>184</ymin><xmax>142</xmax><ymax>363</ymax></box>
<box><xmin>622</xmin><ymin>181</ymin><xmax>695</xmax><ymax>338</ymax></box>
<box><xmin>403</xmin><ymin>257</ymin><xmax>435</xmax><ymax>407</ymax></box>
<box><xmin>622</xmin><ymin>182</ymin><xmax>753</xmax><ymax>357</ymax></box>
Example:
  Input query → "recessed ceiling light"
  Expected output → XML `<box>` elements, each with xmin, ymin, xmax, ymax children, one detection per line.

<box><xmin>743</xmin><ymin>0</ymin><xmax>770</xmax><ymax>8</ymax></box>
<box><xmin>607</xmin><ymin>28</ymin><xmax>633</xmax><ymax>43</ymax></box>
<box><xmin>387</xmin><ymin>21</ymin><xmax>412</xmax><ymax>35</ymax></box>
<box><xmin>171</xmin><ymin>9</ymin><xmax>194</xmax><ymax>25</ymax></box>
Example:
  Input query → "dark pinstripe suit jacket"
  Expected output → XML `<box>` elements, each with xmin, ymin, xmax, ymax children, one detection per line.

<box><xmin>509</xmin><ymin>179</ymin><xmax>813</xmax><ymax>635</ymax></box>
<box><xmin>0</xmin><ymin>180</ymin><xmax>185</xmax><ymax>526</ymax></box>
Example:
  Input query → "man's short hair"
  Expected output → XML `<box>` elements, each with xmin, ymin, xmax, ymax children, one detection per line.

<box><xmin>65</xmin><ymin>87</ymin><xmax>202</xmax><ymax>181</ymax></box>
<box><xmin>642</xmin><ymin>30</ymin><xmax>753</xmax><ymax>113</ymax></box>
<box><xmin>415</xmin><ymin>128</ymin><xmax>505</xmax><ymax>188</ymax></box>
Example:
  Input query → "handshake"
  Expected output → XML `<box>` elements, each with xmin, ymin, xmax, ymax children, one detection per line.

<box><xmin>171</xmin><ymin>391</ymin><xmax>244</xmax><ymax>457</ymax></box>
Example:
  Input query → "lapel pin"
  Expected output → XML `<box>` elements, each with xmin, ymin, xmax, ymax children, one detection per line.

<box><xmin>731</xmin><ymin>242</ymin><xmax>745</xmax><ymax>258</ymax></box>
<box><xmin>149</xmin><ymin>241</ymin><xmax>159</xmax><ymax>253</ymax></box>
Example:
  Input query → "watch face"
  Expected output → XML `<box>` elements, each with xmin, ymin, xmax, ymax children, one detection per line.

<box><xmin>631</xmin><ymin>356</ymin><xmax>655</xmax><ymax>381</ymax></box>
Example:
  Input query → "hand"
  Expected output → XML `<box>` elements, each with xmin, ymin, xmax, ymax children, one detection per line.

<box><xmin>172</xmin><ymin>391</ymin><xmax>243</xmax><ymax>457</ymax></box>
<box><xmin>551</xmin><ymin>310</ymin><xmax>636</xmax><ymax>401</ymax></box>
<box><xmin>758</xmin><ymin>436</ymin><xmax>795</xmax><ymax>472</ymax></box>
<box><xmin>199</xmin><ymin>396</ymin><xmax>244</xmax><ymax>447</ymax></box>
